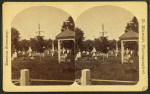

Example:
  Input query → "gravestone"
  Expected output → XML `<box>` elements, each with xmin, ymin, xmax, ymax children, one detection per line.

<box><xmin>51</xmin><ymin>52</ymin><xmax>54</xmax><ymax>57</ymax></box>
<box><xmin>28</xmin><ymin>47</ymin><xmax>32</xmax><ymax>57</ymax></box>
<box><xmin>65</xmin><ymin>53</ymin><xmax>67</xmax><ymax>57</ymax></box>
<box><xmin>67</xmin><ymin>50</ymin><xmax>69</xmax><ymax>54</ymax></box>
<box><xmin>23</xmin><ymin>51</ymin><xmax>25</xmax><ymax>55</ymax></box>
<box><xmin>92</xmin><ymin>47</ymin><xmax>96</xmax><ymax>57</ymax></box>
<box><xmin>115</xmin><ymin>52</ymin><xmax>118</xmax><ymax>57</ymax></box>
<box><xmin>78</xmin><ymin>52</ymin><xmax>81</xmax><ymax>58</ymax></box>
<box><xmin>75</xmin><ymin>56</ymin><xmax>78</xmax><ymax>61</ymax></box>
<box><xmin>31</xmin><ymin>57</ymin><xmax>34</xmax><ymax>59</ymax></box>
<box><xmin>42</xmin><ymin>53</ymin><xmax>44</xmax><ymax>57</ymax></box>
<box><xmin>126</xmin><ymin>48</ymin><xmax>129</xmax><ymax>54</ymax></box>
<box><xmin>47</xmin><ymin>51</ymin><xmax>49</xmax><ymax>54</ymax></box>
<box><xmin>92</xmin><ymin>53</ymin><xmax>96</xmax><ymax>57</ymax></box>
<box><xmin>106</xmin><ymin>53</ymin><xmax>108</xmax><ymax>58</ymax></box>
<box><xmin>28</xmin><ymin>53</ymin><xmax>31</xmax><ymax>57</ymax></box>
<box><xmin>14</xmin><ymin>52</ymin><xmax>17</xmax><ymax>57</ymax></box>
<box><xmin>86</xmin><ymin>52</ymin><xmax>89</xmax><ymax>55</ymax></box>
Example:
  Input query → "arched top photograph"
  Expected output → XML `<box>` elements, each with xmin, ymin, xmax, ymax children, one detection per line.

<box><xmin>11</xmin><ymin>6</ymin><xmax>75</xmax><ymax>86</ymax></box>
<box><xmin>75</xmin><ymin>5</ymin><xmax>139</xmax><ymax>85</ymax></box>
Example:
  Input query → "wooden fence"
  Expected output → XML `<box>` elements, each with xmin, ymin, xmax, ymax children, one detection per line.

<box><xmin>12</xmin><ymin>69</ymin><xmax>138</xmax><ymax>86</ymax></box>
<box><xmin>12</xmin><ymin>69</ymin><xmax>74</xmax><ymax>86</ymax></box>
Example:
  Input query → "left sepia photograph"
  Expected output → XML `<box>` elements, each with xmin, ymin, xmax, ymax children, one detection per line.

<box><xmin>11</xmin><ymin>6</ymin><xmax>75</xmax><ymax>85</ymax></box>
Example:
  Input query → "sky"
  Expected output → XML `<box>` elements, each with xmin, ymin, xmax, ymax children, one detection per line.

<box><xmin>11</xmin><ymin>5</ymin><xmax>135</xmax><ymax>41</ymax></box>
<box><xmin>75</xmin><ymin>5</ymin><xmax>135</xmax><ymax>41</ymax></box>
<box><xmin>11</xmin><ymin>6</ymin><xmax>70</xmax><ymax>40</ymax></box>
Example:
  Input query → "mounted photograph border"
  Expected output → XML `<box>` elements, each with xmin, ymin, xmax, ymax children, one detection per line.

<box><xmin>3</xmin><ymin>2</ymin><xmax>148</xmax><ymax>92</ymax></box>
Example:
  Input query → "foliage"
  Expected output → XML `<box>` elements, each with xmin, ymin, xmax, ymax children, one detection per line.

<box><xmin>75</xmin><ymin>28</ymin><xmax>84</xmax><ymax>52</ymax></box>
<box><xmin>44</xmin><ymin>38</ymin><xmax>52</xmax><ymax>50</ymax></box>
<box><xmin>61</xmin><ymin>16</ymin><xmax>75</xmax><ymax>32</ymax></box>
<box><xmin>20</xmin><ymin>39</ymin><xmax>30</xmax><ymax>51</ymax></box>
<box><xmin>84</xmin><ymin>40</ymin><xmax>93</xmax><ymax>52</ymax></box>
<box><xmin>30</xmin><ymin>38</ymin><xmax>38</xmax><ymax>52</ymax></box>
<box><xmin>54</xmin><ymin>39</ymin><xmax>58</xmax><ymax>50</ymax></box>
<box><xmin>11</xmin><ymin>27</ymin><xmax>20</xmax><ymax>51</ymax></box>
<box><xmin>109</xmin><ymin>39</ymin><xmax>116</xmax><ymax>50</ymax></box>
<box><xmin>99</xmin><ymin>37</ymin><xmax>109</xmax><ymax>53</ymax></box>
<box><xmin>125</xmin><ymin>16</ymin><xmax>138</xmax><ymax>33</ymax></box>
<box><xmin>36</xmin><ymin>36</ymin><xmax>45</xmax><ymax>53</ymax></box>
<box><xmin>124</xmin><ymin>16</ymin><xmax>139</xmax><ymax>56</ymax></box>
<box><xmin>60</xmin><ymin>16</ymin><xmax>75</xmax><ymax>50</ymax></box>
<box><xmin>94</xmin><ymin>38</ymin><xmax>102</xmax><ymax>52</ymax></box>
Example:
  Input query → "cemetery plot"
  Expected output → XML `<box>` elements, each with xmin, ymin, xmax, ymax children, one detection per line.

<box><xmin>75</xmin><ymin>52</ymin><xmax>139</xmax><ymax>85</ymax></box>
<box><xmin>12</xmin><ymin>56</ymin><xmax>75</xmax><ymax>85</ymax></box>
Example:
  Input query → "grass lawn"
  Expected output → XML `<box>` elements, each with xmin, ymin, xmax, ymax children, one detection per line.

<box><xmin>75</xmin><ymin>54</ymin><xmax>139</xmax><ymax>85</ymax></box>
<box><xmin>12</xmin><ymin>56</ymin><xmax>75</xmax><ymax>85</ymax></box>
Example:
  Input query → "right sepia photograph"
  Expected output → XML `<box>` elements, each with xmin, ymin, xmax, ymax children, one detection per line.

<box><xmin>75</xmin><ymin>5</ymin><xmax>139</xmax><ymax>85</ymax></box>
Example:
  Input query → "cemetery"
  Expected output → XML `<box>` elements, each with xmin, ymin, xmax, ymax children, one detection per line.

<box><xmin>11</xmin><ymin>17</ymin><xmax>76</xmax><ymax>85</ymax></box>
<box><xmin>11</xmin><ymin>5</ymin><xmax>139</xmax><ymax>85</ymax></box>
<box><xmin>75</xmin><ymin>29</ymin><xmax>139</xmax><ymax>85</ymax></box>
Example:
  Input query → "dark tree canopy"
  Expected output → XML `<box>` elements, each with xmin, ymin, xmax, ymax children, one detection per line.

<box><xmin>125</xmin><ymin>16</ymin><xmax>138</xmax><ymax>33</ymax></box>
<box><xmin>11</xmin><ymin>27</ymin><xmax>20</xmax><ymax>51</ymax></box>
<box><xmin>61</xmin><ymin>16</ymin><xmax>75</xmax><ymax>32</ymax></box>
<box><xmin>36</xmin><ymin>36</ymin><xmax>45</xmax><ymax>53</ymax></box>
<box><xmin>108</xmin><ymin>39</ymin><xmax>116</xmax><ymax>50</ymax></box>
<box><xmin>60</xmin><ymin>16</ymin><xmax>75</xmax><ymax>49</ymax></box>
<box><xmin>100</xmin><ymin>37</ymin><xmax>109</xmax><ymax>53</ymax></box>
<box><xmin>84</xmin><ymin>40</ymin><xmax>93</xmax><ymax>52</ymax></box>
<box><xmin>20</xmin><ymin>39</ymin><xmax>30</xmax><ymax>51</ymax></box>
<box><xmin>75</xmin><ymin>27</ymin><xmax>84</xmax><ymax>52</ymax></box>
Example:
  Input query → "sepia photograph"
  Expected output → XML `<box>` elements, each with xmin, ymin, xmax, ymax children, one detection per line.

<box><xmin>3</xmin><ymin>2</ymin><xmax>148</xmax><ymax>91</ymax></box>
<box><xmin>11</xmin><ymin>6</ymin><xmax>75</xmax><ymax>85</ymax></box>
<box><xmin>75</xmin><ymin>5</ymin><xmax>139</xmax><ymax>85</ymax></box>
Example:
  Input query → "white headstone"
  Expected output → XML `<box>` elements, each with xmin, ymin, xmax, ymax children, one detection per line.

<box><xmin>128</xmin><ymin>54</ymin><xmax>131</xmax><ymax>58</ymax></box>
<box><xmin>126</xmin><ymin>48</ymin><xmax>129</xmax><ymax>54</ymax></box>
<box><xmin>12</xmin><ymin>54</ymin><xmax>15</xmax><ymax>58</ymax></box>
<box><xmin>52</xmin><ymin>52</ymin><xmax>54</xmax><ymax>57</ymax></box>
<box><xmin>65</xmin><ymin>53</ymin><xmax>67</xmax><ymax>57</ymax></box>
<box><xmin>78</xmin><ymin>52</ymin><xmax>81</xmax><ymax>58</ymax></box>
<box><xmin>92</xmin><ymin>47</ymin><xmax>96</xmax><ymax>53</ymax></box>
<box><xmin>42</xmin><ymin>53</ymin><xmax>44</xmax><ymax>57</ymax></box>
<box><xmin>86</xmin><ymin>52</ymin><xmax>89</xmax><ymax>55</ymax></box>
<box><xmin>92</xmin><ymin>53</ymin><xmax>96</xmax><ymax>57</ymax></box>
<box><xmin>95</xmin><ymin>57</ymin><xmax>97</xmax><ymax>59</ymax></box>
<box><xmin>106</xmin><ymin>53</ymin><xmax>108</xmax><ymax>58</ymax></box>
<box><xmin>14</xmin><ymin>52</ymin><xmax>17</xmax><ymax>57</ymax></box>
<box><xmin>31</xmin><ymin>57</ymin><xmax>34</xmax><ymax>59</ymax></box>
<box><xmin>75</xmin><ymin>56</ymin><xmax>78</xmax><ymax>61</ymax></box>
<box><xmin>115</xmin><ymin>52</ymin><xmax>118</xmax><ymax>57</ymax></box>
<box><xmin>28</xmin><ymin>47</ymin><xmax>32</xmax><ymax>53</ymax></box>
<box><xmin>67</xmin><ymin>50</ymin><xmax>69</xmax><ymax>54</ymax></box>
<box><xmin>28</xmin><ymin>53</ymin><xmax>31</xmax><ymax>57</ymax></box>
<box><xmin>23</xmin><ymin>51</ymin><xmax>25</xmax><ymax>55</ymax></box>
